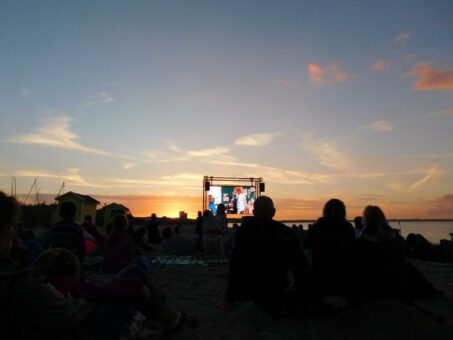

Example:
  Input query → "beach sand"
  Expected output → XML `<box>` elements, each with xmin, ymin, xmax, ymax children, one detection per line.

<box><xmin>144</xmin><ymin>225</ymin><xmax>453</xmax><ymax>339</ymax></box>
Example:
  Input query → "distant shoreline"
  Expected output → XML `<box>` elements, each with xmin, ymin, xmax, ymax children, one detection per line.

<box><xmin>144</xmin><ymin>217</ymin><xmax>453</xmax><ymax>224</ymax></box>
<box><xmin>280</xmin><ymin>219</ymin><xmax>453</xmax><ymax>223</ymax></box>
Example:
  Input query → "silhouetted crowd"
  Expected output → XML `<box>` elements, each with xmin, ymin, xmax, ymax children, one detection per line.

<box><xmin>0</xmin><ymin>191</ymin><xmax>448</xmax><ymax>339</ymax></box>
<box><xmin>0</xmin><ymin>192</ymin><xmax>184</xmax><ymax>339</ymax></box>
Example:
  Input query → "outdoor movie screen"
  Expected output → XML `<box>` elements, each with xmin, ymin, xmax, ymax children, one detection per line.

<box><xmin>207</xmin><ymin>186</ymin><xmax>256</xmax><ymax>215</ymax></box>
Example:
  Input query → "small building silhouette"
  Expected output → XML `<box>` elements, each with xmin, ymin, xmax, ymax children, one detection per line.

<box><xmin>55</xmin><ymin>191</ymin><xmax>100</xmax><ymax>223</ymax></box>
<box><xmin>179</xmin><ymin>211</ymin><xmax>188</xmax><ymax>220</ymax></box>
<box><xmin>103</xmin><ymin>203</ymin><xmax>130</xmax><ymax>228</ymax></box>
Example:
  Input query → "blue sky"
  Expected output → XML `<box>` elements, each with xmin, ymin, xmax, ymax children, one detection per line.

<box><xmin>1</xmin><ymin>1</ymin><xmax>452</xmax><ymax>218</ymax></box>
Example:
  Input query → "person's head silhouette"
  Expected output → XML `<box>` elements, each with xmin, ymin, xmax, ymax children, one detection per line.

<box><xmin>253</xmin><ymin>196</ymin><xmax>276</xmax><ymax>220</ymax></box>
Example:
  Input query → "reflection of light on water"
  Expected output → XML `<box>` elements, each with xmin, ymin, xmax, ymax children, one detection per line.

<box><xmin>389</xmin><ymin>221</ymin><xmax>453</xmax><ymax>244</ymax></box>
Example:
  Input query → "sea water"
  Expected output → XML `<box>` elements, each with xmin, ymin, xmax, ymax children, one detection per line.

<box><xmin>283</xmin><ymin>221</ymin><xmax>453</xmax><ymax>244</ymax></box>
<box><xmin>388</xmin><ymin>221</ymin><xmax>453</xmax><ymax>244</ymax></box>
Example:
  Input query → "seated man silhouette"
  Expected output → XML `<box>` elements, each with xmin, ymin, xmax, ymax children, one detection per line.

<box><xmin>50</xmin><ymin>201</ymin><xmax>86</xmax><ymax>262</ymax></box>
<box><xmin>222</xmin><ymin>196</ymin><xmax>315</xmax><ymax>317</ymax></box>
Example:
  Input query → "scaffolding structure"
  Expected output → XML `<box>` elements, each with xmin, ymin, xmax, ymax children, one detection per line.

<box><xmin>202</xmin><ymin>176</ymin><xmax>264</xmax><ymax>212</ymax></box>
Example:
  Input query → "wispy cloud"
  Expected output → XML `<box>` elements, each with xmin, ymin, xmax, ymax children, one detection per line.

<box><xmin>112</xmin><ymin>172</ymin><xmax>203</xmax><ymax>188</ymax></box>
<box><xmin>366</xmin><ymin>120</ymin><xmax>394</xmax><ymax>132</ymax></box>
<box><xmin>308</xmin><ymin>62</ymin><xmax>351</xmax><ymax>84</ymax></box>
<box><xmin>21</xmin><ymin>88</ymin><xmax>31</xmax><ymax>97</ymax></box>
<box><xmin>15</xmin><ymin>168</ymin><xmax>108</xmax><ymax>188</ymax></box>
<box><xmin>211</xmin><ymin>160</ymin><xmax>331</xmax><ymax>185</ymax></box>
<box><xmin>410</xmin><ymin>164</ymin><xmax>440</xmax><ymax>190</ymax></box>
<box><xmin>166</xmin><ymin>141</ymin><xmax>184</xmax><ymax>154</ymax></box>
<box><xmin>142</xmin><ymin>142</ymin><xmax>235</xmax><ymax>163</ymax></box>
<box><xmin>111</xmin><ymin>178</ymin><xmax>161</xmax><ymax>187</ymax></box>
<box><xmin>9</xmin><ymin>115</ymin><xmax>107</xmax><ymax>154</ymax></box>
<box><xmin>161</xmin><ymin>173</ymin><xmax>204</xmax><ymax>181</ymax></box>
<box><xmin>407</xmin><ymin>62</ymin><xmax>453</xmax><ymax>91</ymax></box>
<box><xmin>371</xmin><ymin>59</ymin><xmax>391</xmax><ymax>71</ymax></box>
<box><xmin>141</xmin><ymin>150</ymin><xmax>187</xmax><ymax>163</ymax></box>
<box><xmin>301</xmin><ymin>135</ymin><xmax>350</xmax><ymax>170</ymax></box>
<box><xmin>234</xmin><ymin>132</ymin><xmax>281</xmax><ymax>147</ymax></box>
<box><xmin>394</xmin><ymin>31</ymin><xmax>411</xmax><ymax>46</ymax></box>
<box><xmin>82</xmin><ymin>92</ymin><xmax>114</xmax><ymax>108</ymax></box>
<box><xmin>427</xmin><ymin>108</ymin><xmax>453</xmax><ymax>117</ymax></box>
<box><xmin>122</xmin><ymin>162</ymin><xmax>137</xmax><ymax>170</ymax></box>
<box><xmin>187</xmin><ymin>147</ymin><xmax>231</xmax><ymax>157</ymax></box>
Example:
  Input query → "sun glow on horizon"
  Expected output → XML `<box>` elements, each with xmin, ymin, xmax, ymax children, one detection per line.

<box><xmin>0</xmin><ymin>2</ymin><xmax>452</xmax><ymax>220</ymax></box>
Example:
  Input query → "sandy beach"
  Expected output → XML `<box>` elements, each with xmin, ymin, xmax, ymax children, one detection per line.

<box><xmin>143</xmin><ymin>225</ymin><xmax>453</xmax><ymax>340</ymax></box>
<box><xmin>151</xmin><ymin>257</ymin><xmax>453</xmax><ymax>340</ymax></box>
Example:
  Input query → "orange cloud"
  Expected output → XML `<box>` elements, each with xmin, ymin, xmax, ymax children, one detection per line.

<box><xmin>407</xmin><ymin>62</ymin><xmax>453</xmax><ymax>90</ymax></box>
<box><xmin>428</xmin><ymin>194</ymin><xmax>453</xmax><ymax>216</ymax></box>
<box><xmin>308</xmin><ymin>62</ymin><xmax>350</xmax><ymax>84</ymax></box>
<box><xmin>309</xmin><ymin>63</ymin><xmax>325</xmax><ymax>83</ymax></box>
<box><xmin>371</xmin><ymin>59</ymin><xmax>391</xmax><ymax>71</ymax></box>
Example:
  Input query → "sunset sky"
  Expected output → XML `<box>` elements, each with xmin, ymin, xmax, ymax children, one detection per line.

<box><xmin>1</xmin><ymin>1</ymin><xmax>453</xmax><ymax>219</ymax></box>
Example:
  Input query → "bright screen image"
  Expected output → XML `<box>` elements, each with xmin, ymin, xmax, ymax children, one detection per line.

<box><xmin>207</xmin><ymin>186</ymin><xmax>256</xmax><ymax>215</ymax></box>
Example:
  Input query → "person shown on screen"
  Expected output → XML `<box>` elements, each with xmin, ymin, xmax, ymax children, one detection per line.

<box><xmin>228</xmin><ymin>198</ymin><xmax>237</xmax><ymax>214</ymax></box>
<box><xmin>208</xmin><ymin>195</ymin><xmax>217</xmax><ymax>215</ymax></box>
<box><xmin>235</xmin><ymin>187</ymin><xmax>246</xmax><ymax>214</ymax></box>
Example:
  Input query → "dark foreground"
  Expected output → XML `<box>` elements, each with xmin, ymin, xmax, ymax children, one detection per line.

<box><xmin>151</xmin><ymin>259</ymin><xmax>453</xmax><ymax>340</ymax></box>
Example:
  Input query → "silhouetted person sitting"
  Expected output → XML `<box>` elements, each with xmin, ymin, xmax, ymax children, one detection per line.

<box><xmin>50</xmin><ymin>201</ymin><xmax>86</xmax><ymax>262</ymax></box>
<box><xmin>353</xmin><ymin>216</ymin><xmax>363</xmax><ymax>239</ymax></box>
<box><xmin>102</xmin><ymin>214</ymin><xmax>135</xmax><ymax>274</ymax></box>
<box><xmin>355</xmin><ymin>206</ymin><xmax>443</xmax><ymax>301</ymax></box>
<box><xmin>161</xmin><ymin>227</ymin><xmax>196</xmax><ymax>256</ymax></box>
<box><xmin>0</xmin><ymin>191</ymin><xmax>93</xmax><ymax>339</ymax></box>
<box><xmin>406</xmin><ymin>233</ymin><xmax>432</xmax><ymax>259</ymax></box>
<box><xmin>127</xmin><ymin>214</ymin><xmax>154</xmax><ymax>252</ymax></box>
<box><xmin>202</xmin><ymin>210</ymin><xmax>225</xmax><ymax>258</ymax></box>
<box><xmin>407</xmin><ymin>233</ymin><xmax>453</xmax><ymax>263</ymax></box>
<box><xmin>146</xmin><ymin>213</ymin><xmax>162</xmax><ymax>244</ymax></box>
<box><xmin>352</xmin><ymin>206</ymin><xmax>407</xmax><ymax>300</ymax></box>
<box><xmin>33</xmin><ymin>248</ymin><xmax>185</xmax><ymax>336</ymax></box>
<box><xmin>222</xmin><ymin>196</ymin><xmax>314</xmax><ymax>317</ymax></box>
<box><xmin>81</xmin><ymin>214</ymin><xmax>105</xmax><ymax>244</ymax></box>
<box><xmin>302</xmin><ymin>198</ymin><xmax>355</xmax><ymax>298</ymax></box>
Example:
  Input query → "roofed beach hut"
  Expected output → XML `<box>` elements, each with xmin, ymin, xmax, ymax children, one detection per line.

<box><xmin>103</xmin><ymin>203</ymin><xmax>130</xmax><ymax>228</ymax></box>
<box><xmin>55</xmin><ymin>191</ymin><xmax>100</xmax><ymax>223</ymax></box>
